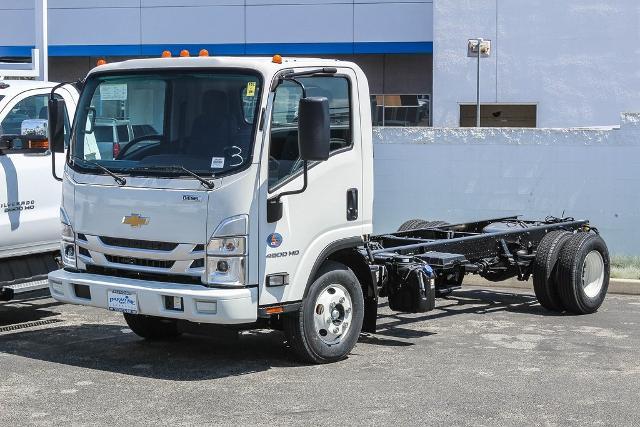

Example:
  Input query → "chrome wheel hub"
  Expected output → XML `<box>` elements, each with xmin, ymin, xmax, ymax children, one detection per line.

<box><xmin>582</xmin><ymin>250</ymin><xmax>605</xmax><ymax>299</ymax></box>
<box><xmin>313</xmin><ymin>284</ymin><xmax>353</xmax><ymax>345</ymax></box>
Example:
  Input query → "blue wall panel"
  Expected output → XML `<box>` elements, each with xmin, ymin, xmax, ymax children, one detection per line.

<box><xmin>0</xmin><ymin>1</ymin><xmax>433</xmax><ymax>57</ymax></box>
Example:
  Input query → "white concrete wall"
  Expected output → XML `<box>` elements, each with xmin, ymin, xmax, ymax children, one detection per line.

<box><xmin>373</xmin><ymin>113</ymin><xmax>640</xmax><ymax>255</ymax></box>
<box><xmin>433</xmin><ymin>0</ymin><xmax>640</xmax><ymax>128</ymax></box>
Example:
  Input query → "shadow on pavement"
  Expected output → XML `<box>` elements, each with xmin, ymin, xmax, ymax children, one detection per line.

<box><xmin>373</xmin><ymin>287</ymin><xmax>559</xmax><ymax>340</ymax></box>
<box><xmin>0</xmin><ymin>323</ymin><xmax>298</xmax><ymax>380</ymax></box>
<box><xmin>0</xmin><ymin>287</ymin><xmax>555</xmax><ymax>379</ymax></box>
<box><xmin>0</xmin><ymin>291</ymin><xmax>63</xmax><ymax>328</ymax></box>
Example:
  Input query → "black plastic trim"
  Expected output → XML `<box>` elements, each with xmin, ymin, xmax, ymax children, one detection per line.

<box><xmin>303</xmin><ymin>236</ymin><xmax>364</xmax><ymax>298</ymax></box>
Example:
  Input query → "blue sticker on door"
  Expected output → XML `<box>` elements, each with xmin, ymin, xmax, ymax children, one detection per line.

<box><xmin>267</xmin><ymin>233</ymin><xmax>283</xmax><ymax>248</ymax></box>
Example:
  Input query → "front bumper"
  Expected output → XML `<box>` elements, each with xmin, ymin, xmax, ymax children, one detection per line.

<box><xmin>48</xmin><ymin>269</ymin><xmax>257</xmax><ymax>324</ymax></box>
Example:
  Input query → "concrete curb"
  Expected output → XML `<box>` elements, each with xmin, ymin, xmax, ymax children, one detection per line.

<box><xmin>463</xmin><ymin>276</ymin><xmax>640</xmax><ymax>296</ymax></box>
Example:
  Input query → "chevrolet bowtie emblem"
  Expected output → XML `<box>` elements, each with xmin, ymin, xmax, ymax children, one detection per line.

<box><xmin>122</xmin><ymin>213</ymin><xmax>149</xmax><ymax>228</ymax></box>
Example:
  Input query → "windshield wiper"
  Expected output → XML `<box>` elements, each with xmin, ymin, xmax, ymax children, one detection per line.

<box><xmin>130</xmin><ymin>165</ymin><xmax>215</xmax><ymax>189</ymax></box>
<box><xmin>73</xmin><ymin>157</ymin><xmax>126</xmax><ymax>186</ymax></box>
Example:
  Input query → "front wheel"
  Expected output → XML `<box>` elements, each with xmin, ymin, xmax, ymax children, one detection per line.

<box><xmin>283</xmin><ymin>261</ymin><xmax>364</xmax><ymax>364</ymax></box>
<box><xmin>123</xmin><ymin>313</ymin><xmax>181</xmax><ymax>340</ymax></box>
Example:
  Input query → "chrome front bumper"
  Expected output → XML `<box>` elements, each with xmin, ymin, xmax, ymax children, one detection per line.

<box><xmin>48</xmin><ymin>269</ymin><xmax>257</xmax><ymax>324</ymax></box>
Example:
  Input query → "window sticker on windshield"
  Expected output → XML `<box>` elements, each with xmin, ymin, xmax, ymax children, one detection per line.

<box><xmin>246</xmin><ymin>82</ymin><xmax>256</xmax><ymax>97</ymax></box>
<box><xmin>100</xmin><ymin>84</ymin><xmax>127</xmax><ymax>101</ymax></box>
<box><xmin>211</xmin><ymin>157</ymin><xmax>225</xmax><ymax>169</ymax></box>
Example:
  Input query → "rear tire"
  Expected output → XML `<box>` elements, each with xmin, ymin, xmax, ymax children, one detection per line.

<box><xmin>283</xmin><ymin>261</ymin><xmax>364</xmax><ymax>364</ymax></box>
<box><xmin>556</xmin><ymin>233</ymin><xmax>610</xmax><ymax>314</ymax></box>
<box><xmin>398</xmin><ymin>219</ymin><xmax>449</xmax><ymax>232</ymax></box>
<box><xmin>532</xmin><ymin>230</ymin><xmax>573</xmax><ymax>311</ymax></box>
<box><xmin>123</xmin><ymin>313</ymin><xmax>181</xmax><ymax>340</ymax></box>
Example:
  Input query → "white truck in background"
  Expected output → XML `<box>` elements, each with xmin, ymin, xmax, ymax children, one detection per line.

<box><xmin>0</xmin><ymin>79</ymin><xmax>78</xmax><ymax>301</ymax></box>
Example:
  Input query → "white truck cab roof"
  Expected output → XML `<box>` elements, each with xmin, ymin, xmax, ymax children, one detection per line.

<box><xmin>87</xmin><ymin>56</ymin><xmax>352</xmax><ymax>78</ymax></box>
<box><xmin>0</xmin><ymin>79</ymin><xmax>59</xmax><ymax>96</ymax></box>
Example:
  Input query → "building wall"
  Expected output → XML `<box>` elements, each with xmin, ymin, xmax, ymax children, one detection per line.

<box><xmin>373</xmin><ymin>114</ymin><xmax>640</xmax><ymax>255</ymax></box>
<box><xmin>0</xmin><ymin>0</ymin><xmax>433</xmax><ymax>56</ymax></box>
<box><xmin>433</xmin><ymin>0</ymin><xmax>640</xmax><ymax>128</ymax></box>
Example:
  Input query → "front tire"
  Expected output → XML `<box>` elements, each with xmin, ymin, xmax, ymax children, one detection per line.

<box><xmin>556</xmin><ymin>233</ymin><xmax>610</xmax><ymax>314</ymax></box>
<box><xmin>123</xmin><ymin>313</ymin><xmax>181</xmax><ymax>340</ymax></box>
<box><xmin>284</xmin><ymin>261</ymin><xmax>364</xmax><ymax>364</ymax></box>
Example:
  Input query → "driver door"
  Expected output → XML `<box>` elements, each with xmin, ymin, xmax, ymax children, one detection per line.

<box><xmin>258</xmin><ymin>68</ymin><xmax>364</xmax><ymax>306</ymax></box>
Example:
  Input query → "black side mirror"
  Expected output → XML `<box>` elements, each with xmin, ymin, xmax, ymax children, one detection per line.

<box><xmin>298</xmin><ymin>97</ymin><xmax>330</xmax><ymax>161</ymax></box>
<box><xmin>48</xmin><ymin>98</ymin><xmax>66</xmax><ymax>153</ymax></box>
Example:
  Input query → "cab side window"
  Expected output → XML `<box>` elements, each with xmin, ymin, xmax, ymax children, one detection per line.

<box><xmin>0</xmin><ymin>93</ymin><xmax>70</xmax><ymax>151</ymax></box>
<box><xmin>269</xmin><ymin>76</ymin><xmax>352</xmax><ymax>190</ymax></box>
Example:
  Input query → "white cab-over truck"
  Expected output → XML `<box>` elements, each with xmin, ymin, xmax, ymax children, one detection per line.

<box><xmin>0</xmin><ymin>80</ymin><xmax>78</xmax><ymax>301</ymax></box>
<box><xmin>47</xmin><ymin>55</ymin><xmax>610</xmax><ymax>363</ymax></box>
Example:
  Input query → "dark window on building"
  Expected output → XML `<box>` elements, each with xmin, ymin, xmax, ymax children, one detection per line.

<box><xmin>460</xmin><ymin>104</ymin><xmax>537</xmax><ymax>127</ymax></box>
<box><xmin>371</xmin><ymin>94</ymin><xmax>431</xmax><ymax>127</ymax></box>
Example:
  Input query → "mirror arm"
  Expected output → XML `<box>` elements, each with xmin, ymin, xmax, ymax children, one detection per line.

<box><xmin>277</xmin><ymin>161</ymin><xmax>308</xmax><ymax>200</ymax></box>
<box><xmin>266</xmin><ymin>161</ymin><xmax>308</xmax><ymax>223</ymax></box>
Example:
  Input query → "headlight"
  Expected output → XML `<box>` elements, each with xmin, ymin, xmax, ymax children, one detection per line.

<box><xmin>60</xmin><ymin>207</ymin><xmax>76</xmax><ymax>267</ymax></box>
<box><xmin>206</xmin><ymin>255</ymin><xmax>245</xmax><ymax>287</ymax></box>
<box><xmin>61</xmin><ymin>242</ymin><xmax>77</xmax><ymax>268</ymax></box>
<box><xmin>207</xmin><ymin>236</ymin><xmax>246</xmax><ymax>256</ymax></box>
<box><xmin>205</xmin><ymin>236</ymin><xmax>246</xmax><ymax>286</ymax></box>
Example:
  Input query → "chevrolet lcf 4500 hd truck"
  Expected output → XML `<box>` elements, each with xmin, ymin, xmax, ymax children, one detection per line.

<box><xmin>47</xmin><ymin>55</ymin><xmax>610</xmax><ymax>363</ymax></box>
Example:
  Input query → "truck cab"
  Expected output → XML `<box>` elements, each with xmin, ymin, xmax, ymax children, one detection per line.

<box><xmin>0</xmin><ymin>80</ymin><xmax>77</xmax><ymax>300</ymax></box>
<box><xmin>48</xmin><ymin>56</ymin><xmax>374</xmax><ymax>361</ymax></box>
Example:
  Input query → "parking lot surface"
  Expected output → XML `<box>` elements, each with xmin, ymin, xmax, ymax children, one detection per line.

<box><xmin>1</xmin><ymin>287</ymin><xmax>639</xmax><ymax>426</ymax></box>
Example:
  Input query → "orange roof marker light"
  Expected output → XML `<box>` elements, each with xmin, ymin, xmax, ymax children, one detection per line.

<box><xmin>161</xmin><ymin>50</ymin><xmax>172</xmax><ymax>58</ymax></box>
<box><xmin>179</xmin><ymin>49</ymin><xmax>190</xmax><ymax>57</ymax></box>
<box><xmin>199</xmin><ymin>49</ymin><xmax>209</xmax><ymax>57</ymax></box>
<box><xmin>96</xmin><ymin>58</ymin><xmax>107</xmax><ymax>66</ymax></box>
<box><xmin>272</xmin><ymin>54</ymin><xmax>282</xmax><ymax>64</ymax></box>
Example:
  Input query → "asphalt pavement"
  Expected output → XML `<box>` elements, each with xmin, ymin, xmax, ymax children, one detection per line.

<box><xmin>1</xmin><ymin>287</ymin><xmax>639</xmax><ymax>426</ymax></box>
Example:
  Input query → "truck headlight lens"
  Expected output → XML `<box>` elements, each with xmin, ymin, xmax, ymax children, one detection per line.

<box><xmin>60</xmin><ymin>207</ymin><xmax>76</xmax><ymax>267</ymax></box>
<box><xmin>206</xmin><ymin>255</ymin><xmax>245</xmax><ymax>286</ymax></box>
<box><xmin>207</xmin><ymin>236</ymin><xmax>246</xmax><ymax>256</ymax></box>
<box><xmin>205</xmin><ymin>235</ymin><xmax>246</xmax><ymax>286</ymax></box>
<box><xmin>61</xmin><ymin>242</ymin><xmax>77</xmax><ymax>268</ymax></box>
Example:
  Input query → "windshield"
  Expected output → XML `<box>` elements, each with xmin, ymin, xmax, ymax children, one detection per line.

<box><xmin>71</xmin><ymin>71</ymin><xmax>262</xmax><ymax>176</ymax></box>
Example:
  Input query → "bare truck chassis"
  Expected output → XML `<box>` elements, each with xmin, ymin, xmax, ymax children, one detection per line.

<box><xmin>361</xmin><ymin>217</ymin><xmax>608</xmax><ymax>319</ymax></box>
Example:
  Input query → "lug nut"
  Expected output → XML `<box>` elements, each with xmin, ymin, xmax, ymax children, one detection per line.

<box><xmin>339</xmin><ymin>297</ymin><xmax>345</xmax><ymax>304</ymax></box>
<box><xmin>345</xmin><ymin>308</ymin><xmax>351</xmax><ymax>315</ymax></box>
<box><xmin>343</xmin><ymin>322</ymin><xmax>349</xmax><ymax>329</ymax></box>
<box><xmin>333</xmin><ymin>327</ymin><xmax>339</xmax><ymax>334</ymax></box>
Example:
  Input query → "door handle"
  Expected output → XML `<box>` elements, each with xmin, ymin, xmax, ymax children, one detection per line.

<box><xmin>346</xmin><ymin>188</ymin><xmax>358</xmax><ymax>221</ymax></box>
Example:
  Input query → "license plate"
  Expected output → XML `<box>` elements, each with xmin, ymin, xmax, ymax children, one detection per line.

<box><xmin>107</xmin><ymin>289</ymin><xmax>138</xmax><ymax>314</ymax></box>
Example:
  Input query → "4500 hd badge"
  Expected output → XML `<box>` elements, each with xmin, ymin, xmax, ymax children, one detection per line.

<box><xmin>1</xmin><ymin>200</ymin><xmax>35</xmax><ymax>213</ymax></box>
<box><xmin>266</xmin><ymin>250</ymin><xmax>300</xmax><ymax>259</ymax></box>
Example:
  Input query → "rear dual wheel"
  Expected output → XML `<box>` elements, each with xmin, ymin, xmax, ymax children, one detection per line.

<box><xmin>397</xmin><ymin>219</ymin><xmax>449</xmax><ymax>232</ymax></box>
<box><xmin>533</xmin><ymin>231</ymin><xmax>609</xmax><ymax>314</ymax></box>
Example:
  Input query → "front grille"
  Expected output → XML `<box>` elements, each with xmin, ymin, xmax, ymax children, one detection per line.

<box><xmin>86</xmin><ymin>265</ymin><xmax>202</xmax><ymax>285</ymax></box>
<box><xmin>104</xmin><ymin>254</ymin><xmax>174</xmax><ymax>269</ymax></box>
<box><xmin>190</xmin><ymin>258</ymin><xmax>205</xmax><ymax>268</ymax></box>
<box><xmin>78</xmin><ymin>247</ymin><xmax>91</xmax><ymax>257</ymax></box>
<box><xmin>99</xmin><ymin>236</ymin><xmax>179</xmax><ymax>252</ymax></box>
